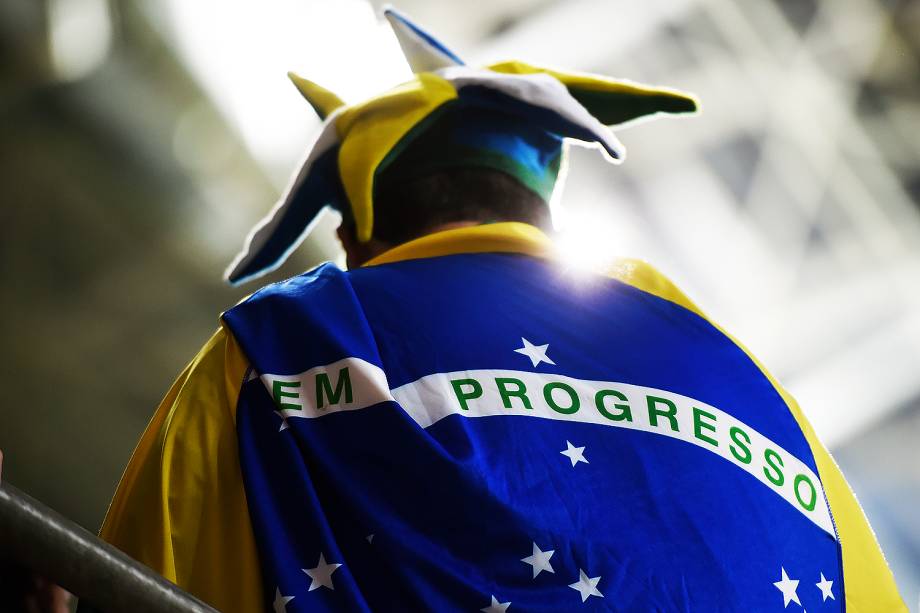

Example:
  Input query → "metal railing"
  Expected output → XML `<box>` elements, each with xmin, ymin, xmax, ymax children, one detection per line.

<box><xmin>0</xmin><ymin>483</ymin><xmax>218</xmax><ymax>613</ymax></box>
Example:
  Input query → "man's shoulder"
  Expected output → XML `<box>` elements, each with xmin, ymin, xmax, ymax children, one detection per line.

<box><xmin>221</xmin><ymin>262</ymin><xmax>379</xmax><ymax>374</ymax></box>
<box><xmin>227</xmin><ymin>262</ymin><xmax>348</xmax><ymax>312</ymax></box>
<box><xmin>604</xmin><ymin>257</ymin><xmax>705</xmax><ymax>318</ymax></box>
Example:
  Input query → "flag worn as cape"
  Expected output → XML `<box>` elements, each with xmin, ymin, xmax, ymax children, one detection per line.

<box><xmin>101</xmin><ymin>223</ymin><xmax>906</xmax><ymax>612</ymax></box>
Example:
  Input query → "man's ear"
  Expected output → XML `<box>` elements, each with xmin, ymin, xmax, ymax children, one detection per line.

<box><xmin>336</xmin><ymin>223</ymin><xmax>391</xmax><ymax>269</ymax></box>
<box><xmin>336</xmin><ymin>223</ymin><xmax>360</xmax><ymax>270</ymax></box>
<box><xmin>335</xmin><ymin>223</ymin><xmax>354</xmax><ymax>250</ymax></box>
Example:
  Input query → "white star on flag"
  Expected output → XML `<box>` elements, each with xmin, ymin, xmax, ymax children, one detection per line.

<box><xmin>272</xmin><ymin>588</ymin><xmax>294</xmax><ymax>613</ymax></box>
<box><xmin>569</xmin><ymin>569</ymin><xmax>603</xmax><ymax>602</ymax></box>
<box><xmin>521</xmin><ymin>541</ymin><xmax>555</xmax><ymax>578</ymax></box>
<box><xmin>816</xmin><ymin>573</ymin><xmax>834</xmax><ymax>601</ymax></box>
<box><xmin>514</xmin><ymin>337</ymin><xmax>556</xmax><ymax>367</ymax></box>
<box><xmin>481</xmin><ymin>595</ymin><xmax>511</xmax><ymax>612</ymax></box>
<box><xmin>275</xmin><ymin>411</ymin><xmax>290</xmax><ymax>432</ymax></box>
<box><xmin>303</xmin><ymin>553</ymin><xmax>342</xmax><ymax>591</ymax></box>
<box><xmin>560</xmin><ymin>440</ymin><xmax>589</xmax><ymax>466</ymax></box>
<box><xmin>773</xmin><ymin>567</ymin><xmax>801</xmax><ymax>607</ymax></box>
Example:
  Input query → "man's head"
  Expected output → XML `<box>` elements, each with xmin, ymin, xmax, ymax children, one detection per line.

<box><xmin>336</xmin><ymin>166</ymin><xmax>553</xmax><ymax>268</ymax></box>
<box><xmin>335</xmin><ymin>97</ymin><xmax>559</xmax><ymax>267</ymax></box>
<box><xmin>224</xmin><ymin>8</ymin><xmax>698</xmax><ymax>285</ymax></box>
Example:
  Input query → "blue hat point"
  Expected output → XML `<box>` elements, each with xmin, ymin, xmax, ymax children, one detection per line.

<box><xmin>383</xmin><ymin>6</ymin><xmax>465</xmax><ymax>73</ymax></box>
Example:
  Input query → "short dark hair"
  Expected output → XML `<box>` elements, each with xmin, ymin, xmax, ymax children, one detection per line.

<box><xmin>355</xmin><ymin>167</ymin><xmax>552</xmax><ymax>246</ymax></box>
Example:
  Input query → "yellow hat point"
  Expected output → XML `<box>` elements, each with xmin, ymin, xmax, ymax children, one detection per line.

<box><xmin>287</xmin><ymin>72</ymin><xmax>345</xmax><ymax>120</ymax></box>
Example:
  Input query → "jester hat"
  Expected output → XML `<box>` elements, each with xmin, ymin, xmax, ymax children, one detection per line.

<box><xmin>225</xmin><ymin>8</ymin><xmax>698</xmax><ymax>285</ymax></box>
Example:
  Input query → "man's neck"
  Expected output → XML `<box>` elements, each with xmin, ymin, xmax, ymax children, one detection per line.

<box><xmin>342</xmin><ymin>221</ymin><xmax>484</xmax><ymax>269</ymax></box>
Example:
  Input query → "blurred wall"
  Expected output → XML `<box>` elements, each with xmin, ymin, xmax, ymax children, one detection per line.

<box><xmin>0</xmin><ymin>0</ymin><xmax>329</xmax><ymax>529</ymax></box>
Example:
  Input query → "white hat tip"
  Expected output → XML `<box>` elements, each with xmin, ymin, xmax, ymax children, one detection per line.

<box><xmin>383</xmin><ymin>7</ymin><xmax>463</xmax><ymax>73</ymax></box>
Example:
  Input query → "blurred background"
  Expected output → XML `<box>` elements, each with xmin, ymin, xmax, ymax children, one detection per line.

<box><xmin>1</xmin><ymin>0</ymin><xmax>918</xmax><ymax>607</ymax></box>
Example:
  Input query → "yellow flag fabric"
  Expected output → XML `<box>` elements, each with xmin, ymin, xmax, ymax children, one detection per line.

<box><xmin>99</xmin><ymin>328</ymin><xmax>263</xmax><ymax>612</ymax></box>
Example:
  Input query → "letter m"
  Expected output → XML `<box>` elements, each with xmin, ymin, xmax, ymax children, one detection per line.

<box><xmin>315</xmin><ymin>367</ymin><xmax>353</xmax><ymax>409</ymax></box>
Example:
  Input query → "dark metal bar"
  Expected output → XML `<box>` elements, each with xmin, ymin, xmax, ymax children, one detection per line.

<box><xmin>0</xmin><ymin>482</ymin><xmax>219</xmax><ymax>613</ymax></box>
